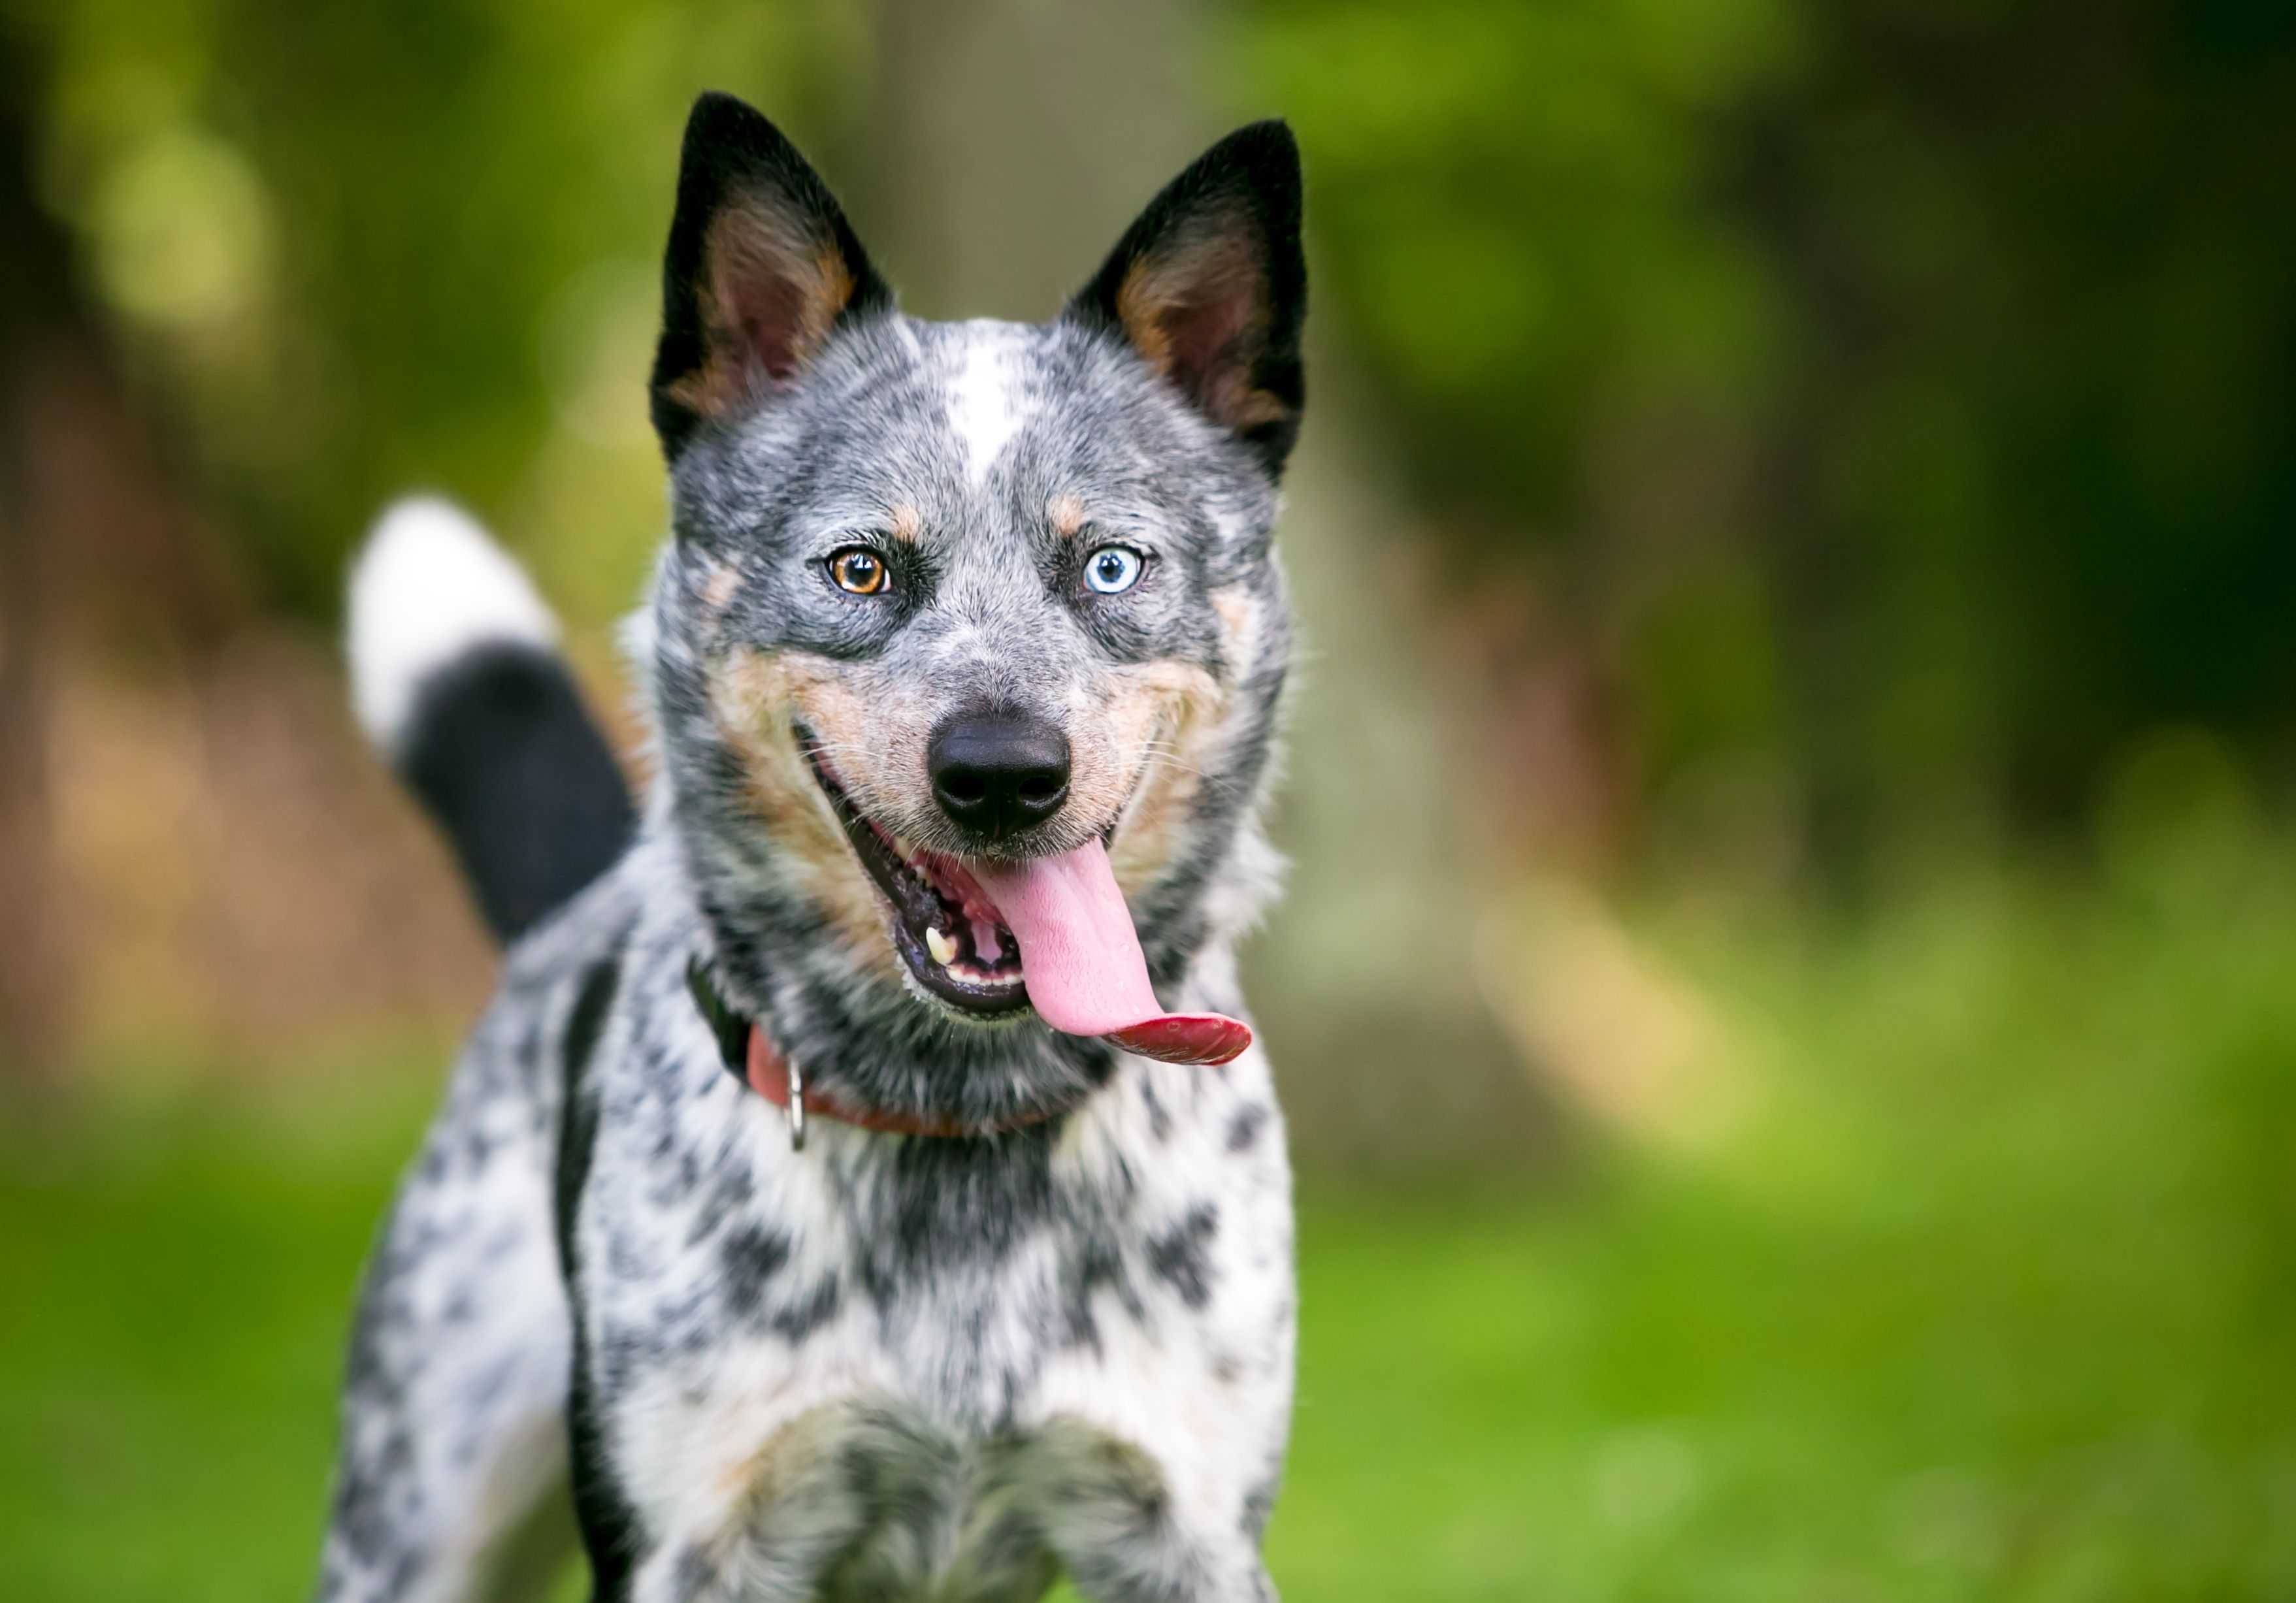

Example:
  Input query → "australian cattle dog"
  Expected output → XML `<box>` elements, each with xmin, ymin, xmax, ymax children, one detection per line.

<box><xmin>321</xmin><ymin>91</ymin><xmax>1307</xmax><ymax>1602</ymax></box>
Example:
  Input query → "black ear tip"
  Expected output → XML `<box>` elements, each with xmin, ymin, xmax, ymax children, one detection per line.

<box><xmin>682</xmin><ymin>91</ymin><xmax>793</xmax><ymax>164</ymax></box>
<box><xmin>1217</xmin><ymin>119</ymin><xmax>1301</xmax><ymax>183</ymax></box>
<box><xmin>1189</xmin><ymin>122</ymin><xmax>1300</xmax><ymax>240</ymax></box>
<box><xmin>686</xmin><ymin>89</ymin><xmax>755</xmax><ymax>135</ymax></box>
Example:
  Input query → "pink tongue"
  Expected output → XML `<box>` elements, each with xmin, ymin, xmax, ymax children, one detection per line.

<box><xmin>967</xmin><ymin>842</ymin><xmax>1251</xmax><ymax>1067</ymax></box>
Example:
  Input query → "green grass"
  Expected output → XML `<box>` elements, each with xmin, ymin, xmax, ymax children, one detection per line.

<box><xmin>0</xmin><ymin>1075</ymin><xmax>433</xmax><ymax>1600</ymax></box>
<box><xmin>6</xmin><ymin>827</ymin><xmax>2296</xmax><ymax>1598</ymax></box>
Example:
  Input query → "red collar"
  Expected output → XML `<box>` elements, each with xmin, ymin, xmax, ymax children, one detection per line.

<box><xmin>743</xmin><ymin>1024</ymin><xmax>1083</xmax><ymax>1141</ymax></box>
<box><xmin>690</xmin><ymin>959</ymin><xmax>1083</xmax><ymax>1144</ymax></box>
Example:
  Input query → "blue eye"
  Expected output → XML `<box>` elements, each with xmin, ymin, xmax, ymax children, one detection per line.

<box><xmin>1084</xmin><ymin>545</ymin><xmax>1144</xmax><ymax>594</ymax></box>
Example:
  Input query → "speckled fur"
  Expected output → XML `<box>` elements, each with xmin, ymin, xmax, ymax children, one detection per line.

<box><xmin>318</xmin><ymin>99</ymin><xmax>1304</xmax><ymax>1603</ymax></box>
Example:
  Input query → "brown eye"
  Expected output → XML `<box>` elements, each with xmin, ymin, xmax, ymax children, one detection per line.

<box><xmin>827</xmin><ymin>548</ymin><xmax>888</xmax><ymax>595</ymax></box>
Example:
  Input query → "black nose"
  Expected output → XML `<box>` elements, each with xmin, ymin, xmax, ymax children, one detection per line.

<box><xmin>928</xmin><ymin>713</ymin><xmax>1071</xmax><ymax>838</ymax></box>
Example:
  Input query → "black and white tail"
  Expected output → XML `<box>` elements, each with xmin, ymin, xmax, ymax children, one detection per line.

<box><xmin>346</xmin><ymin>497</ymin><xmax>634</xmax><ymax>944</ymax></box>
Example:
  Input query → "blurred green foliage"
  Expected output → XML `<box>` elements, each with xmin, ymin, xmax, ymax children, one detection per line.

<box><xmin>8</xmin><ymin>788</ymin><xmax>2296</xmax><ymax>1596</ymax></box>
<box><xmin>1239</xmin><ymin>0</ymin><xmax>2296</xmax><ymax>869</ymax></box>
<box><xmin>8</xmin><ymin>0</ymin><xmax>2291</xmax><ymax>870</ymax></box>
<box><xmin>10</xmin><ymin>0</ymin><xmax>861</xmax><ymax>622</ymax></box>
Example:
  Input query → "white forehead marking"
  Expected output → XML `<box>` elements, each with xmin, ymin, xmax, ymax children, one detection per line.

<box><xmin>945</xmin><ymin>321</ymin><xmax>1026</xmax><ymax>485</ymax></box>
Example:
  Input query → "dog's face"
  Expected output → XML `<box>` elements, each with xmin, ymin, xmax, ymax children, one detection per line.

<box><xmin>645</xmin><ymin>97</ymin><xmax>1302</xmax><ymax>1121</ymax></box>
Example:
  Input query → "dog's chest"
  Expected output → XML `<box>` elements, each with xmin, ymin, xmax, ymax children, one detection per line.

<box><xmin>574</xmin><ymin>1053</ymin><xmax>1295</xmax><ymax>1591</ymax></box>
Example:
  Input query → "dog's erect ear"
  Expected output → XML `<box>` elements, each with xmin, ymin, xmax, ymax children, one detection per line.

<box><xmin>1068</xmin><ymin>121</ymin><xmax>1306</xmax><ymax>476</ymax></box>
<box><xmin>649</xmin><ymin>93</ymin><xmax>891</xmax><ymax>457</ymax></box>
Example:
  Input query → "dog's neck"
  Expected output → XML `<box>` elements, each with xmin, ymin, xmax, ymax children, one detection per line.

<box><xmin>684</xmin><ymin>956</ymin><xmax>1098</xmax><ymax>1141</ymax></box>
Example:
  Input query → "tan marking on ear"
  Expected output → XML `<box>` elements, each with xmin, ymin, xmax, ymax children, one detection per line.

<box><xmin>666</xmin><ymin>204</ymin><xmax>858</xmax><ymax>420</ymax></box>
<box><xmin>886</xmin><ymin>502</ymin><xmax>924</xmax><ymax>543</ymax></box>
<box><xmin>1113</xmin><ymin>260</ymin><xmax>1180</xmax><ymax>374</ymax></box>
<box><xmin>806</xmin><ymin>238</ymin><xmax>857</xmax><ymax>342</ymax></box>
<box><xmin>1047</xmin><ymin>494</ymin><xmax>1087</xmax><ymax>539</ymax></box>
<box><xmin>1112</xmin><ymin>225</ymin><xmax>1292</xmax><ymax>436</ymax></box>
<box><xmin>708</xmin><ymin>651</ymin><xmax>902</xmax><ymax>979</ymax></box>
<box><xmin>662</xmin><ymin>360</ymin><xmax>738</xmax><ymax>423</ymax></box>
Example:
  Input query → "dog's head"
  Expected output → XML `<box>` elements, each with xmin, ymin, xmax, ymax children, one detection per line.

<box><xmin>646</xmin><ymin>93</ymin><xmax>1302</xmax><ymax>1124</ymax></box>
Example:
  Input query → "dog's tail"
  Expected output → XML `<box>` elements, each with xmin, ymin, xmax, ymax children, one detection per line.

<box><xmin>346</xmin><ymin>496</ymin><xmax>634</xmax><ymax>945</ymax></box>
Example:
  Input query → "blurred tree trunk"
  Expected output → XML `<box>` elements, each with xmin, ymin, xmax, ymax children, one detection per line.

<box><xmin>0</xmin><ymin>42</ymin><xmax>237</xmax><ymax>1079</ymax></box>
<box><xmin>851</xmin><ymin>0</ymin><xmax>1562</xmax><ymax>1176</ymax></box>
<box><xmin>0</xmin><ymin>71</ymin><xmax>72</xmax><ymax>1078</ymax></box>
<box><xmin>859</xmin><ymin>0</ymin><xmax>1200</xmax><ymax>321</ymax></box>
<box><xmin>1739</xmin><ymin>111</ymin><xmax>1874</xmax><ymax>899</ymax></box>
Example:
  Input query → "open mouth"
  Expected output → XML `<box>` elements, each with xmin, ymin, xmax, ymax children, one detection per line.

<box><xmin>801</xmin><ymin>739</ymin><xmax>1032</xmax><ymax>1015</ymax></box>
<box><xmin>791</xmin><ymin>728</ymin><xmax>1255</xmax><ymax>1067</ymax></box>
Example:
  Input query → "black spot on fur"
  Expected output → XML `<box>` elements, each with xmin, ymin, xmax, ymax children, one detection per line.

<box><xmin>1226</xmin><ymin>1103</ymin><xmax>1268</xmax><ymax>1153</ymax></box>
<box><xmin>328</xmin><ymin>1429</ymin><xmax>415</xmax><ymax>1581</ymax></box>
<box><xmin>671</xmin><ymin>1543</ymin><xmax>716</xmax><ymax>1598</ymax></box>
<box><xmin>718</xmin><ymin>1225</ymin><xmax>791</xmax><ymax>1320</ymax></box>
<box><xmin>1147</xmin><ymin>1204</ymin><xmax>1220</xmax><ymax>1310</ymax></box>
<box><xmin>1240</xmin><ymin>1472</ymin><xmax>1280</xmax><ymax>1538</ymax></box>
<box><xmin>685</xmin><ymin>1160</ymin><xmax>757</xmax><ymax>1248</ymax></box>
<box><xmin>1140</xmin><ymin>1078</ymin><xmax>1172</xmax><ymax>1142</ymax></box>
<box><xmin>1060</xmin><ymin>1233</ymin><xmax>1145</xmax><ymax>1353</ymax></box>
<box><xmin>772</xmin><ymin>1274</ymin><xmax>843</xmax><ymax>1342</ymax></box>
<box><xmin>856</xmin><ymin>1131</ymin><xmax>1059</xmax><ymax>1318</ymax></box>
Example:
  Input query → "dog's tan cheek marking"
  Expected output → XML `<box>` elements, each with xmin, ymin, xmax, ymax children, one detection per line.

<box><xmin>782</xmin><ymin>655</ymin><xmax>940</xmax><ymax>834</ymax></box>
<box><xmin>1091</xmin><ymin>662</ymin><xmax>1227</xmax><ymax>898</ymax></box>
<box><xmin>1099</xmin><ymin>592</ymin><xmax>1259</xmax><ymax>881</ymax></box>
<box><xmin>710</xmin><ymin>652</ymin><xmax>900</xmax><ymax>979</ymax></box>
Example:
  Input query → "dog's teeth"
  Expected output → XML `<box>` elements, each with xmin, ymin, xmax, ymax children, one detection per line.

<box><xmin>893</xmin><ymin>834</ymin><xmax>917</xmax><ymax>860</ymax></box>
<box><xmin>925</xmin><ymin>927</ymin><xmax>958</xmax><ymax>967</ymax></box>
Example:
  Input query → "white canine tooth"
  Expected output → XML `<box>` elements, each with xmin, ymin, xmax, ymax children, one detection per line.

<box><xmin>925</xmin><ymin>927</ymin><xmax>958</xmax><ymax>967</ymax></box>
<box><xmin>893</xmin><ymin>834</ymin><xmax>917</xmax><ymax>860</ymax></box>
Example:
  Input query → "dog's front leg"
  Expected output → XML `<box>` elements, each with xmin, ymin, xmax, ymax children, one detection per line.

<box><xmin>1009</xmin><ymin>1420</ymin><xmax>1278</xmax><ymax>1603</ymax></box>
<box><xmin>1051</xmin><ymin>1518</ymin><xmax>1277</xmax><ymax>1603</ymax></box>
<box><xmin>315</xmin><ymin>1046</ymin><xmax>575</xmax><ymax>1603</ymax></box>
<box><xmin>631</xmin><ymin>1398</ymin><xmax>967</xmax><ymax>1603</ymax></box>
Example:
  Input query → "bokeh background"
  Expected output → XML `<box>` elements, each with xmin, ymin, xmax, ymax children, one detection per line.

<box><xmin>3</xmin><ymin>0</ymin><xmax>2295</xmax><ymax>1596</ymax></box>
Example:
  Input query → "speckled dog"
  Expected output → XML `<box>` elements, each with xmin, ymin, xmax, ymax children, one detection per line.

<box><xmin>319</xmin><ymin>93</ymin><xmax>1306</xmax><ymax>1603</ymax></box>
